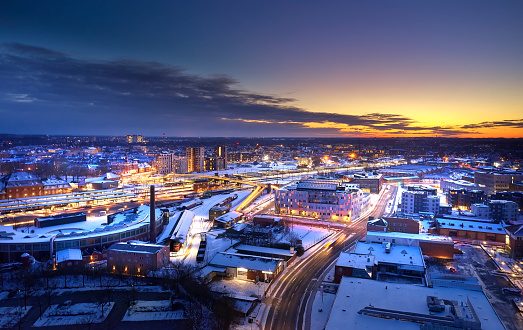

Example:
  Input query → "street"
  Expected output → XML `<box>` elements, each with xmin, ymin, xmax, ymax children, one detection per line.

<box><xmin>263</xmin><ymin>185</ymin><xmax>398</xmax><ymax>330</ymax></box>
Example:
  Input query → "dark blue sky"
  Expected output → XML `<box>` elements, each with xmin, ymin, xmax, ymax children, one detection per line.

<box><xmin>1</xmin><ymin>1</ymin><xmax>522</xmax><ymax>137</ymax></box>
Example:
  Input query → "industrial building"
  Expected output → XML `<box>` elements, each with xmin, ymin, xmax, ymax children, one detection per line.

<box><xmin>209</xmin><ymin>252</ymin><xmax>284</xmax><ymax>282</ymax></box>
<box><xmin>325</xmin><ymin>277</ymin><xmax>503</xmax><ymax>330</ymax></box>
<box><xmin>365</xmin><ymin>231</ymin><xmax>454</xmax><ymax>259</ymax></box>
<box><xmin>334</xmin><ymin>241</ymin><xmax>426</xmax><ymax>283</ymax></box>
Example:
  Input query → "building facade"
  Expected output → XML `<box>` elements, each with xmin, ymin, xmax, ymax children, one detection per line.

<box><xmin>505</xmin><ymin>224</ymin><xmax>523</xmax><ymax>259</ymax></box>
<box><xmin>345</xmin><ymin>172</ymin><xmax>383</xmax><ymax>194</ymax></box>
<box><xmin>447</xmin><ymin>189</ymin><xmax>486</xmax><ymax>211</ymax></box>
<box><xmin>107</xmin><ymin>242</ymin><xmax>169</xmax><ymax>275</ymax></box>
<box><xmin>275</xmin><ymin>181</ymin><xmax>363</xmax><ymax>221</ymax></box>
<box><xmin>489</xmin><ymin>200</ymin><xmax>518</xmax><ymax>223</ymax></box>
<box><xmin>187</xmin><ymin>147</ymin><xmax>205</xmax><ymax>173</ymax></box>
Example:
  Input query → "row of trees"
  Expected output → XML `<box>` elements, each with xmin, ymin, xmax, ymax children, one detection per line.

<box><xmin>0</xmin><ymin>160</ymin><xmax>111</xmax><ymax>181</ymax></box>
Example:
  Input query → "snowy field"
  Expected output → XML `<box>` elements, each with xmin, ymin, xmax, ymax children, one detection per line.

<box><xmin>0</xmin><ymin>291</ymin><xmax>9</xmax><ymax>300</ymax></box>
<box><xmin>280</xmin><ymin>225</ymin><xmax>333</xmax><ymax>250</ymax></box>
<box><xmin>210</xmin><ymin>278</ymin><xmax>264</xmax><ymax>299</ymax></box>
<box><xmin>122</xmin><ymin>300</ymin><xmax>184</xmax><ymax>322</ymax></box>
<box><xmin>33</xmin><ymin>302</ymin><xmax>114</xmax><ymax>327</ymax></box>
<box><xmin>0</xmin><ymin>306</ymin><xmax>31</xmax><ymax>328</ymax></box>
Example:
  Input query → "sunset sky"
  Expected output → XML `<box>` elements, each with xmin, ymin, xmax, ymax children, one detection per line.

<box><xmin>0</xmin><ymin>0</ymin><xmax>522</xmax><ymax>137</ymax></box>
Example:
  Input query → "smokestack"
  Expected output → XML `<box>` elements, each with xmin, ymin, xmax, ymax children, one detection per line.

<box><xmin>150</xmin><ymin>185</ymin><xmax>156</xmax><ymax>243</ymax></box>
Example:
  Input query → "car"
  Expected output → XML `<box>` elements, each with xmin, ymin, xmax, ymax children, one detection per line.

<box><xmin>449</xmin><ymin>267</ymin><xmax>457</xmax><ymax>273</ymax></box>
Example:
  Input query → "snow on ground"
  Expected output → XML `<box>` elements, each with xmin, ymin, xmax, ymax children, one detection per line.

<box><xmin>310</xmin><ymin>291</ymin><xmax>336</xmax><ymax>330</ymax></box>
<box><xmin>200</xmin><ymin>231</ymin><xmax>239</xmax><ymax>265</ymax></box>
<box><xmin>122</xmin><ymin>300</ymin><xmax>184</xmax><ymax>322</ymax></box>
<box><xmin>281</xmin><ymin>225</ymin><xmax>332</xmax><ymax>250</ymax></box>
<box><xmin>323</xmin><ymin>265</ymin><xmax>336</xmax><ymax>283</ymax></box>
<box><xmin>168</xmin><ymin>191</ymin><xmax>249</xmax><ymax>266</ymax></box>
<box><xmin>0</xmin><ymin>291</ymin><xmax>9</xmax><ymax>300</ymax></box>
<box><xmin>0</xmin><ymin>306</ymin><xmax>31</xmax><ymax>328</ymax></box>
<box><xmin>210</xmin><ymin>278</ymin><xmax>263</xmax><ymax>299</ymax></box>
<box><xmin>33</xmin><ymin>302</ymin><xmax>114</xmax><ymax>327</ymax></box>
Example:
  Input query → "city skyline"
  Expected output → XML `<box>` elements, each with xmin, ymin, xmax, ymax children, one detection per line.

<box><xmin>1</xmin><ymin>1</ymin><xmax>522</xmax><ymax>138</ymax></box>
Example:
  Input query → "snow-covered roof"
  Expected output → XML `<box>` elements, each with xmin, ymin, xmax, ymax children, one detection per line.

<box><xmin>353</xmin><ymin>242</ymin><xmax>424</xmax><ymax>269</ymax></box>
<box><xmin>108</xmin><ymin>242</ymin><xmax>166</xmax><ymax>254</ymax></box>
<box><xmin>171</xmin><ymin>210</ymin><xmax>195</xmax><ymax>244</ymax></box>
<box><xmin>234</xmin><ymin>244</ymin><xmax>295</xmax><ymax>257</ymax></box>
<box><xmin>214</xmin><ymin>211</ymin><xmax>242</xmax><ymax>224</ymax></box>
<box><xmin>2</xmin><ymin>171</ymin><xmax>41</xmax><ymax>187</ymax></box>
<box><xmin>336</xmin><ymin>251</ymin><xmax>375</xmax><ymax>269</ymax></box>
<box><xmin>56</xmin><ymin>248</ymin><xmax>83</xmax><ymax>263</ymax></box>
<box><xmin>424</xmin><ymin>219</ymin><xmax>505</xmax><ymax>234</ymax></box>
<box><xmin>42</xmin><ymin>177</ymin><xmax>70</xmax><ymax>187</ymax></box>
<box><xmin>104</xmin><ymin>172</ymin><xmax>120</xmax><ymax>180</ymax></box>
<box><xmin>325</xmin><ymin>277</ymin><xmax>503</xmax><ymax>330</ymax></box>
<box><xmin>210</xmin><ymin>252</ymin><xmax>283</xmax><ymax>272</ymax></box>
<box><xmin>366</xmin><ymin>231</ymin><xmax>453</xmax><ymax>244</ymax></box>
<box><xmin>505</xmin><ymin>224</ymin><xmax>523</xmax><ymax>237</ymax></box>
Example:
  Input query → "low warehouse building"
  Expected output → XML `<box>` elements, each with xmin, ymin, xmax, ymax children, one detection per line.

<box><xmin>366</xmin><ymin>231</ymin><xmax>454</xmax><ymax>259</ymax></box>
<box><xmin>209</xmin><ymin>252</ymin><xmax>284</xmax><ymax>282</ymax></box>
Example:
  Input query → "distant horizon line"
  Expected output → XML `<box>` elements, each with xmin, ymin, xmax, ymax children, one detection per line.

<box><xmin>0</xmin><ymin>133</ymin><xmax>521</xmax><ymax>140</ymax></box>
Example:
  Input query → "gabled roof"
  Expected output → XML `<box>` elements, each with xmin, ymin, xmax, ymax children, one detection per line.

<box><xmin>368</xmin><ymin>218</ymin><xmax>388</xmax><ymax>227</ymax></box>
<box><xmin>505</xmin><ymin>224</ymin><xmax>523</xmax><ymax>237</ymax></box>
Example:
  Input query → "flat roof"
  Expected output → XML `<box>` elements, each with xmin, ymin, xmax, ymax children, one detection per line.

<box><xmin>215</xmin><ymin>211</ymin><xmax>242</xmax><ymax>223</ymax></box>
<box><xmin>234</xmin><ymin>244</ymin><xmax>295</xmax><ymax>257</ymax></box>
<box><xmin>366</xmin><ymin>231</ymin><xmax>454</xmax><ymax>244</ymax></box>
<box><xmin>296</xmin><ymin>181</ymin><xmax>338</xmax><ymax>191</ymax></box>
<box><xmin>210</xmin><ymin>252</ymin><xmax>282</xmax><ymax>272</ymax></box>
<box><xmin>354</xmin><ymin>242</ymin><xmax>424</xmax><ymax>268</ymax></box>
<box><xmin>336</xmin><ymin>251</ymin><xmax>375</xmax><ymax>269</ymax></box>
<box><xmin>108</xmin><ymin>241</ymin><xmax>166</xmax><ymax>254</ymax></box>
<box><xmin>325</xmin><ymin>277</ymin><xmax>503</xmax><ymax>330</ymax></box>
<box><xmin>423</xmin><ymin>219</ymin><xmax>505</xmax><ymax>234</ymax></box>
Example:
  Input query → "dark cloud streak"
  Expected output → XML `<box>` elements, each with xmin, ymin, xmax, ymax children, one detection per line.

<box><xmin>0</xmin><ymin>43</ymin><xmax>515</xmax><ymax>136</ymax></box>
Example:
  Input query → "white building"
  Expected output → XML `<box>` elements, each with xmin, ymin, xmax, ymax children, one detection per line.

<box><xmin>275</xmin><ymin>180</ymin><xmax>363</xmax><ymax>221</ymax></box>
<box><xmin>325</xmin><ymin>277</ymin><xmax>503</xmax><ymax>330</ymax></box>
<box><xmin>173</xmin><ymin>156</ymin><xmax>188</xmax><ymax>174</ymax></box>
<box><xmin>489</xmin><ymin>200</ymin><xmax>518</xmax><ymax>223</ymax></box>
<box><xmin>471</xmin><ymin>203</ymin><xmax>490</xmax><ymax>219</ymax></box>
<box><xmin>401</xmin><ymin>190</ymin><xmax>445</xmax><ymax>215</ymax></box>
<box><xmin>471</xmin><ymin>200</ymin><xmax>518</xmax><ymax>223</ymax></box>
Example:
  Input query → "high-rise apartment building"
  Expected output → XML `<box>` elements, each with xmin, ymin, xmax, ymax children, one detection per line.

<box><xmin>155</xmin><ymin>152</ymin><xmax>175</xmax><ymax>175</ymax></box>
<box><xmin>187</xmin><ymin>147</ymin><xmax>205</xmax><ymax>173</ymax></box>
<box><xmin>213</xmin><ymin>145</ymin><xmax>228</xmax><ymax>171</ymax></box>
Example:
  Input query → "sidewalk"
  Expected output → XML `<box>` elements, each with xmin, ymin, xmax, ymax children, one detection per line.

<box><xmin>481</xmin><ymin>244</ymin><xmax>523</xmax><ymax>290</ymax></box>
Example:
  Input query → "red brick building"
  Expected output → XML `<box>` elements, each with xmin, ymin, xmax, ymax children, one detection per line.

<box><xmin>505</xmin><ymin>224</ymin><xmax>523</xmax><ymax>259</ymax></box>
<box><xmin>107</xmin><ymin>242</ymin><xmax>169</xmax><ymax>275</ymax></box>
<box><xmin>0</xmin><ymin>172</ymin><xmax>43</xmax><ymax>200</ymax></box>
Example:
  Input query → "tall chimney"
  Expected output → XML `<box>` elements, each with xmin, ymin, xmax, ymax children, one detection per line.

<box><xmin>149</xmin><ymin>185</ymin><xmax>156</xmax><ymax>243</ymax></box>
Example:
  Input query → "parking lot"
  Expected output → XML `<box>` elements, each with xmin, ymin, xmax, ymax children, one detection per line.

<box><xmin>426</xmin><ymin>243</ymin><xmax>523</xmax><ymax>330</ymax></box>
